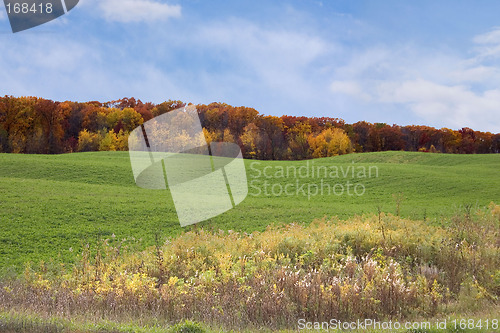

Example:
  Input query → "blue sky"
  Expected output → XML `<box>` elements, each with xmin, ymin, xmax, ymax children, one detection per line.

<box><xmin>1</xmin><ymin>0</ymin><xmax>500</xmax><ymax>132</ymax></box>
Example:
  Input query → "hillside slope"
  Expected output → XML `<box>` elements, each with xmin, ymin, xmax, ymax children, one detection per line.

<box><xmin>0</xmin><ymin>151</ymin><xmax>499</xmax><ymax>269</ymax></box>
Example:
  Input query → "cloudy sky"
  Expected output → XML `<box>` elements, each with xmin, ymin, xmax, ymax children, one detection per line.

<box><xmin>1</xmin><ymin>0</ymin><xmax>499</xmax><ymax>132</ymax></box>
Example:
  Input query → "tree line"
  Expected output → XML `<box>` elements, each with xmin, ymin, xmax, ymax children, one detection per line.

<box><xmin>0</xmin><ymin>96</ymin><xmax>499</xmax><ymax>159</ymax></box>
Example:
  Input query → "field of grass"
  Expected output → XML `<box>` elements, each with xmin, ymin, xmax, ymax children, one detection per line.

<box><xmin>1</xmin><ymin>151</ymin><xmax>499</xmax><ymax>271</ymax></box>
<box><xmin>1</xmin><ymin>211</ymin><xmax>499</xmax><ymax>332</ymax></box>
<box><xmin>0</xmin><ymin>151</ymin><xmax>499</xmax><ymax>332</ymax></box>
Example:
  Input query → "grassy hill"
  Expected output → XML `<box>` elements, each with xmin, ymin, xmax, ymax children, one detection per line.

<box><xmin>0</xmin><ymin>151</ymin><xmax>499</xmax><ymax>270</ymax></box>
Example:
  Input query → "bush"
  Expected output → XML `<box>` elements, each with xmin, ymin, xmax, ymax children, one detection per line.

<box><xmin>1</xmin><ymin>205</ymin><xmax>498</xmax><ymax>330</ymax></box>
<box><xmin>169</xmin><ymin>320</ymin><xmax>206</xmax><ymax>333</ymax></box>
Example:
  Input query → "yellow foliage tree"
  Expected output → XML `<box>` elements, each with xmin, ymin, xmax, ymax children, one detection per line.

<box><xmin>115</xmin><ymin>130</ymin><xmax>129</xmax><ymax>151</ymax></box>
<box><xmin>98</xmin><ymin>130</ymin><xmax>129</xmax><ymax>151</ymax></box>
<box><xmin>223</xmin><ymin>128</ymin><xmax>235</xmax><ymax>143</ymax></box>
<box><xmin>106</xmin><ymin>108</ymin><xmax>143</xmax><ymax>132</ymax></box>
<box><xmin>203</xmin><ymin>128</ymin><xmax>222</xmax><ymax>146</ymax></box>
<box><xmin>308</xmin><ymin>128</ymin><xmax>353</xmax><ymax>158</ymax></box>
<box><xmin>77</xmin><ymin>129</ymin><xmax>100</xmax><ymax>152</ymax></box>
<box><xmin>240</xmin><ymin>123</ymin><xmax>260</xmax><ymax>159</ymax></box>
<box><xmin>99</xmin><ymin>130</ymin><xmax>117</xmax><ymax>151</ymax></box>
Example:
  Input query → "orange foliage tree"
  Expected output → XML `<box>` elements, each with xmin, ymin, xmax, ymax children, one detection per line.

<box><xmin>1</xmin><ymin>96</ymin><xmax>498</xmax><ymax>157</ymax></box>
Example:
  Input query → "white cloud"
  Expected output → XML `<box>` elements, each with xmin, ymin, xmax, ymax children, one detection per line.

<box><xmin>1</xmin><ymin>4</ymin><xmax>498</xmax><ymax>133</ymax></box>
<box><xmin>472</xmin><ymin>28</ymin><xmax>500</xmax><ymax>61</ymax></box>
<box><xmin>0</xmin><ymin>16</ymin><xmax>334</xmax><ymax>115</ymax></box>
<box><xmin>0</xmin><ymin>9</ymin><xmax>5</xmax><ymax>20</ymax></box>
<box><xmin>82</xmin><ymin>0</ymin><xmax>181</xmax><ymax>23</ymax></box>
<box><xmin>327</xmin><ymin>28</ymin><xmax>500</xmax><ymax>132</ymax></box>
<box><xmin>330</xmin><ymin>80</ymin><xmax>371</xmax><ymax>101</ymax></box>
<box><xmin>198</xmin><ymin>21</ymin><xmax>330</xmax><ymax>69</ymax></box>
<box><xmin>190</xmin><ymin>19</ymin><xmax>333</xmax><ymax>106</ymax></box>
<box><xmin>376</xmin><ymin>79</ymin><xmax>500</xmax><ymax>131</ymax></box>
<box><xmin>448</xmin><ymin>65</ymin><xmax>500</xmax><ymax>83</ymax></box>
<box><xmin>0</xmin><ymin>35</ymin><xmax>101</xmax><ymax>97</ymax></box>
<box><xmin>473</xmin><ymin>28</ymin><xmax>500</xmax><ymax>44</ymax></box>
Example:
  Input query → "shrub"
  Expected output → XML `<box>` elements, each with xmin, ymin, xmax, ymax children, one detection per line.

<box><xmin>169</xmin><ymin>320</ymin><xmax>206</xmax><ymax>333</ymax></box>
<box><xmin>1</xmin><ymin>205</ymin><xmax>498</xmax><ymax>330</ymax></box>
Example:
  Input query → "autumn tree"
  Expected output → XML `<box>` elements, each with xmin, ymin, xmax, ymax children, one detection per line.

<box><xmin>0</xmin><ymin>96</ymin><xmax>38</xmax><ymax>153</ymax></box>
<box><xmin>308</xmin><ymin>128</ymin><xmax>353</xmax><ymax>158</ymax></box>
<box><xmin>401</xmin><ymin>125</ymin><xmax>437</xmax><ymax>151</ymax></box>
<box><xmin>377</xmin><ymin>125</ymin><xmax>405</xmax><ymax>151</ymax></box>
<box><xmin>1</xmin><ymin>96</ymin><xmax>499</xmax><ymax>156</ymax></box>
<box><xmin>352</xmin><ymin>121</ymin><xmax>372</xmax><ymax>152</ymax></box>
<box><xmin>223</xmin><ymin>128</ymin><xmax>236</xmax><ymax>143</ymax></box>
<box><xmin>203</xmin><ymin>128</ymin><xmax>223</xmax><ymax>146</ymax></box>
<box><xmin>65</xmin><ymin>102</ymin><xmax>85</xmax><ymax>138</ymax></box>
<box><xmin>475</xmin><ymin>131</ymin><xmax>494</xmax><ymax>154</ymax></box>
<box><xmin>106</xmin><ymin>107</ymin><xmax>144</xmax><ymax>133</ymax></box>
<box><xmin>35</xmin><ymin>99</ymin><xmax>71</xmax><ymax>153</ymax></box>
<box><xmin>240</xmin><ymin>123</ymin><xmax>261</xmax><ymax>159</ymax></box>
<box><xmin>77</xmin><ymin>129</ymin><xmax>100</xmax><ymax>152</ymax></box>
<box><xmin>134</xmin><ymin>100</ymin><xmax>155</xmax><ymax>121</ymax></box>
<box><xmin>152</xmin><ymin>100</ymin><xmax>186</xmax><ymax>117</ymax></box>
<box><xmin>227</xmin><ymin>106</ymin><xmax>259</xmax><ymax>137</ymax></box>
<box><xmin>105</xmin><ymin>97</ymin><xmax>137</xmax><ymax>109</ymax></box>
<box><xmin>98</xmin><ymin>129</ymin><xmax>129</xmax><ymax>151</ymax></box>
<box><xmin>458</xmin><ymin>127</ymin><xmax>476</xmax><ymax>154</ymax></box>
<box><xmin>493</xmin><ymin>134</ymin><xmax>500</xmax><ymax>153</ymax></box>
<box><xmin>285</xmin><ymin>121</ymin><xmax>312</xmax><ymax>160</ymax></box>
<box><xmin>81</xmin><ymin>103</ymin><xmax>105</xmax><ymax>132</ymax></box>
<box><xmin>439</xmin><ymin>128</ymin><xmax>461</xmax><ymax>153</ymax></box>
<box><xmin>365</xmin><ymin>123</ymin><xmax>387</xmax><ymax>152</ymax></box>
<box><xmin>254</xmin><ymin>116</ymin><xmax>286</xmax><ymax>160</ymax></box>
<box><xmin>197</xmin><ymin>103</ymin><xmax>229</xmax><ymax>133</ymax></box>
<box><xmin>281</xmin><ymin>116</ymin><xmax>310</xmax><ymax>131</ymax></box>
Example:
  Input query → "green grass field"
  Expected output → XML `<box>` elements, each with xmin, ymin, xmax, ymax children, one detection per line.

<box><xmin>0</xmin><ymin>151</ymin><xmax>499</xmax><ymax>270</ymax></box>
